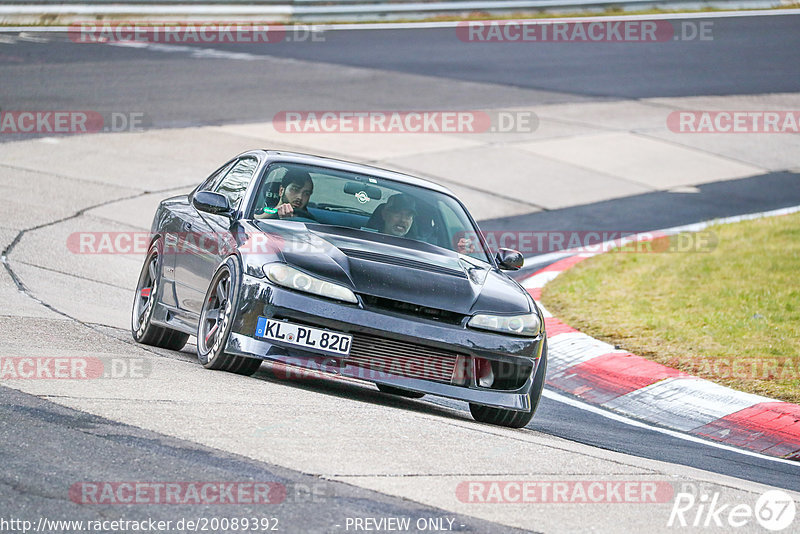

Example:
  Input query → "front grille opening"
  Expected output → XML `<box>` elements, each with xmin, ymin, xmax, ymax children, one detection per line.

<box><xmin>484</xmin><ymin>360</ymin><xmax>534</xmax><ymax>391</ymax></box>
<box><xmin>267</xmin><ymin>317</ymin><xmax>532</xmax><ymax>391</ymax></box>
<box><xmin>361</xmin><ymin>295</ymin><xmax>465</xmax><ymax>324</ymax></box>
<box><xmin>346</xmin><ymin>334</ymin><xmax>461</xmax><ymax>383</ymax></box>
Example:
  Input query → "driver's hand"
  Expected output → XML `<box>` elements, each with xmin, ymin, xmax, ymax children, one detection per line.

<box><xmin>457</xmin><ymin>238</ymin><xmax>476</xmax><ymax>254</ymax></box>
<box><xmin>276</xmin><ymin>203</ymin><xmax>295</xmax><ymax>219</ymax></box>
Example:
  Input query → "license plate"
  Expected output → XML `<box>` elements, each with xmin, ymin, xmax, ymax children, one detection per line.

<box><xmin>255</xmin><ymin>317</ymin><xmax>352</xmax><ymax>356</ymax></box>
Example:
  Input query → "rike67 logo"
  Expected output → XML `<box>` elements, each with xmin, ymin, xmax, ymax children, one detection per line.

<box><xmin>668</xmin><ymin>488</ymin><xmax>796</xmax><ymax>531</ymax></box>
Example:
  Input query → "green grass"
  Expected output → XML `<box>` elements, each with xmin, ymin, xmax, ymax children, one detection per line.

<box><xmin>339</xmin><ymin>5</ymin><xmax>799</xmax><ymax>25</ymax></box>
<box><xmin>542</xmin><ymin>212</ymin><xmax>800</xmax><ymax>404</ymax></box>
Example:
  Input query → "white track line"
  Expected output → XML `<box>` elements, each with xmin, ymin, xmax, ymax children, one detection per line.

<box><xmin>543</xmin><ymin>389</ymin><xmax>800</xmax><ymax>467</ymax></box>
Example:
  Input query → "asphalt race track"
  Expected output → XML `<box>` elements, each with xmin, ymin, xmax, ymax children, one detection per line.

<box><xmin>3</xmin><ymin>14</ymin><xmax>800</xmax><ymax>131</ymax></box>
<box><xmin>1</xmin><ymin>12</ymin><xmax>800</xmax><ymax>533</ymax></box>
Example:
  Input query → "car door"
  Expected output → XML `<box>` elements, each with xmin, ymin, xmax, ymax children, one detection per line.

<box><xmin>173</xmin><ymin>156</ymin><xmax>259</xmax><ymax>316</ymax></box>
<box><xmin>161</xmin><ymin>160</ymin><xmax>236</xmax><ymax>310</ymax></box>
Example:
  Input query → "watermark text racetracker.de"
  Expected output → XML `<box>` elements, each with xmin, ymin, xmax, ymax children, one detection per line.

<box><xmin>69</xmin><ymin>22</ymin><xmax>325</xmax><ymax>44</ymax></box>
<box><xmin>668</xmin><ymin>110</ymin><xmax>800</xmax><ymax>133</ymax></box>
<box><xmin>457</xmin><ymin>230</ymin><xmax>718</xmax><ymax>254</ymax></box>
<box><xmin>272</xmin><ymin>110</ymin><xmax>538</xmax><ymax>134</ymax></box>
<box><xmin>689</xmin><ymin>356</ymin><xmax>799</xmax><ymax>382</ymax></box>
<box><xmin>66</xmin><ymin>230</ymin><xmax>718</xmax><ymax>256</ymax></box>
<box><xmin>67</xmin><ymin>231</ymin><xmax>285</xmax><ymax>255</ymax></box>
<box><xmin>70</xmin><ymin>481</ymin><xmax>286</xmax><ymax>505</ymax></box>
<box><xmin>0</xmin><ymin>110</ymin><xmax>145</xmax><ymax>134</ymax></box>
<box><xmin>457</xmin><ymin>19</ymin><xmax>713</xmax><ymax>42</ymax></box>
<box><xmin>0</xmin><ymin>356</ymin><xmax>151</xmax><ymax>379</ymax></box>
<box><xmin>457</xmin><ymin>480</ymin><xmax>674</xmax><ymax>503</ymax></box>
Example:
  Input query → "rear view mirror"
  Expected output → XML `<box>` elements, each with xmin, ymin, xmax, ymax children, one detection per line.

<box><xmin>495</xmin><ymin>248</ymin><xmax>523</xmax><ymax>270</ymax></box>
<box><xmin>343</xmin><ymin>182</ymin><xmax>382</xmax><ymax>201</ymax></box>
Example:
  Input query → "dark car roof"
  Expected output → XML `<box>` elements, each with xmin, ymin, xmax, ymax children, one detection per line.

<box><xmin>259</xmin><ymin>150</ymin><xmax>457</xmax><ymax>197</ymax></box>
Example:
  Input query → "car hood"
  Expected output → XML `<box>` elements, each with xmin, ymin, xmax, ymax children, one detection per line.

<box><xmin>249</xmin><ymin>221</ymin><xmax>532</xmax><ymax>316</ymax></box>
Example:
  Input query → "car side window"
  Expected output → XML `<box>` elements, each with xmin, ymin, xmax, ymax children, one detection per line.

<box><xmin>438</xmin><ymin>199</ymin><xmax>487</xmax><ymax>260</ymax></box>
<box><xmin>214</xmin><ymin>157</ymin><xmax>258</xmax><ymax>210</ymax></box>
<box><xmin>198</xmin><ymin>160</ymin><xmax>237</xmax><ymax>192</ymax></box>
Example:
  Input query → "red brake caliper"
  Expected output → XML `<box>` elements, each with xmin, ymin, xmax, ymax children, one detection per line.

<box><xmin>140</xmin><ymin>288</ymin><xmax>151</xmax><ymax>297</ymax></box>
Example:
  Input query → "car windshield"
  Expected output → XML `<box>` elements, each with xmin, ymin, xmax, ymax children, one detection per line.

<box><xmin>248</xmin><ymin>162</ymin><xmax>491</xmax><ymax>262</ymax></box>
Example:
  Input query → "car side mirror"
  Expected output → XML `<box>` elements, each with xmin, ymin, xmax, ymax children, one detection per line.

<box><xmin>193</xmin><ymin>191</ymin><xmax>233</xmax><ymax>216</ymax></box>
<box><xmin>495</xmin><ymin>248</ymin><xmax>523</xmax><ymax>270</ymax></box>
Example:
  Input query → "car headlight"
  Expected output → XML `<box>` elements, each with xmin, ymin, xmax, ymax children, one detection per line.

<box><xmin>468</xmin><ymin>313</ymin><xmax>541</xmax><ymax>337</ymax></box>
<box><xmin>263</xmin><ymin>263</ymin><xmax>358</xmax><ymax>304</ymax></box>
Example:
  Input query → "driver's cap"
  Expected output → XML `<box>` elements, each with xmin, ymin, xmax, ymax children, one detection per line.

<box><xmin>386</xmin><ymin>194</ymin><xmax>416</xmax><ymax>214</ymax></box>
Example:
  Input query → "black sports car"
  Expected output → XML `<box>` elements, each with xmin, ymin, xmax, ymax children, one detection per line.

<box><xmin>132</xmin><ymin>150</ymin><xmax>547</xmax><ymax>428</ymax></box>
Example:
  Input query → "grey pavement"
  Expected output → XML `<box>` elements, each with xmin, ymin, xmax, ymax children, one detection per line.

<box><xmin>2</xmin><ymin>90</ymin><xmax>799</xmax><ymax>532</ymax></box>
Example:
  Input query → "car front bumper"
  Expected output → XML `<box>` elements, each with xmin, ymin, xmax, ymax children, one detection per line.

<box><xmin>225</xmin><ymin>274</ymin><xmax>545</xmax><ymax>411</ymax></box>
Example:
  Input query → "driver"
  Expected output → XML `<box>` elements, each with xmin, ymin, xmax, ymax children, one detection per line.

<box><xmin>256</xmin><ymin>169</ymin><xmax>316</xmax><ymax>220</ymax></box>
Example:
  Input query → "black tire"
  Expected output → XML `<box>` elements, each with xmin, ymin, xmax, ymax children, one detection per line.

<box><xmin>196</xmin><ymin>257</ymin><xmax>262</xmax><ymax>376</ymax></box>
<box><xmin>376</xmin><ymin>384</ymin><xmax>425</xmax><ymax>399</ymax></box>
<box><xmin>131</xmin><ymin>242</ymin><xmax>189</xmax><ymax>351</ymax></box>
<box><xmin>469</xmin><ymin>342</ymin><xmax>548</xmax><ymax>429</ymax></box>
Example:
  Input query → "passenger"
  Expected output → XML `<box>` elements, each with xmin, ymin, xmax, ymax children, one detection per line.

<box><xmin>379</xmin><ymin>194</ymin><xmax>416</xmax><ymax>237</ymax></box>
<box><xmin>457</xmin><ymin>236</ymin><xmax>476</xmax><ymax>254</ymax></box>
<box><xmin>256</xmin><ymin>169</ymin><xmax>315</xmax><ymax>220</ymax></box>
